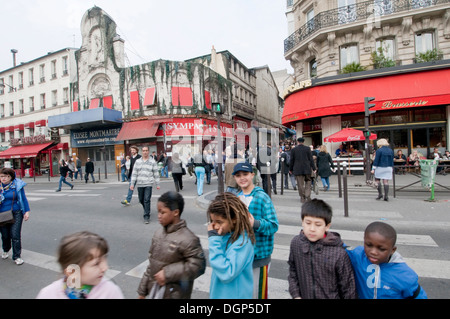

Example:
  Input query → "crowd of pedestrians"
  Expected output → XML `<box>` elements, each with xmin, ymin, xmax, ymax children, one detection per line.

<box><xmin>0</xmin><ymin>139</ymin><xmax>428</xmax><ymax>300</ymax></box>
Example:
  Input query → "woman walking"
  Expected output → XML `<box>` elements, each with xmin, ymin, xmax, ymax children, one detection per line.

<box><xmin>0</xmin><ymin>168</ymin><xmax>31</xmax><ymax>265</ymax></box>
<box><xmin>171</xmin><ymin>152</ymin><xmax>184</xmax><ymax>192</ymax></box>
<box><xmin>371</xmin><ymin>138</ymin><xmax>394</xmax><ymax>201</ymax></box>
<box><xmin>316</xmin><ymin>145</ymin><xmax>334</xmax><ymax>191</ymax></box>
<box><xmin>56</xmin><ymin>159</ymin><xmax>74</xmax><ymax>192</ymax></box>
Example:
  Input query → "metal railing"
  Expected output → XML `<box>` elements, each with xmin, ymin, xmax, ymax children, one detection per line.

<box><xmin>284</xmin><ymin>0</ymin><xmax>450</xmax><ymax>54</ymax></box>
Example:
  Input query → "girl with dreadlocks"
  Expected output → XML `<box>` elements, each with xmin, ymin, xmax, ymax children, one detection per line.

<box><xmin>207</xmin><ymin>192</ymin><xmax>255</xmax><ymax>299</ymax></box>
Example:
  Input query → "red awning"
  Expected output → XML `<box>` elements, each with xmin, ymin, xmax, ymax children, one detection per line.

<box><xmin>0</xmin><ymin>127</ymin><xmax>5</xmax><ymax>133</ymax></box>
<box><xmin>46</xmin><ymin>142</ymin><xmax>68</xmax><ymax>151</ymax></box>
<box><xmin>282</xmin><ymin>68</ymin><xmax>450</xmax><ymax>125</ymax></box>
<box><xmin>0</xmin><ymin>142</ymin><xmax>54</xmax><ymax>159</ymax></box>
<box><xmin>35</xmin><ymin>120</ymin><xmax>46</xmax><ymax>127</ymax></box>
<box><xmin>24</xmin><ymin>122</ymin><xmax>35</xmax><ymax>129</ymax></box>
<box><xmin>143</xmin><ymin>88</ymin><xmax>156</xmax><ymax>106</ymax></box>
<box><xmin>115</xmin><ymin>120</ymin><xmax>159</xmax><ymax>141</ymax></box>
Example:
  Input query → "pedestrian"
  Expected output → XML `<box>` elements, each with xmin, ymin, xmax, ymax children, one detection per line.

<box><xmin>207</xmin><ymin>192</ymin><xmax>255</xmax><ymax>299</ymax></box>
<box><xmin>316</xmin><ymin>145</ymin><xmax>334</xmax><ymax>191</ymax></box>
<box><xmin>67</xmin><ymin>158</ymin><xmax>76</xmax><ymax>181</ymax></box>
<box><xmin>371</xmin><ymin>138</ymin><xmax>394</xmax><ymax>201</ymax></box>
<box><xmin>287</xmin><ymin>199</ymin><xmax>357</xmax><ymax>299</ymax></box>
<box><xmin>345</xmin><ymin>221</ymin><xmax>427</xmax><ymax>299</ymax></box>
<box><xmin>36</xmin><ymin>231</ymin><xmax>124</xmax><ymax>299</ymax></box>
<box><xmin>193</xmin><ymin>152</ymin><xmax>207</xmax><ymax>196</ymax></box>
<box><xmin>232</xmin><ymin>162</ymin><xmax>279</xmax><ymax>299</ymax></box>
<box><xmin>256</xmin><ymin>144</ymin><xmax>277</xmax><ymax>195</ymax></box>
<box><xmin>56</xmin><ymin>159</ymin><xmax>74</xmax><ymax>191</ymax></box>
<box><xmin>280</xmin><ymin>145</ymin><xmax>296</xmax><ymax>190</ymax></box>
<box><xmin>137</xmin><ymin>191</ymin><xmax>205</xmax><ymax>299</ymax></box>
<box><xmin>74</xmin><ymin>156</ymin><xmax>82</xmax><ymax>180</ymax></box>
<box><xmin>120</xmin><ymin>154</ymin><xmax>127</xmax><ymax>182</ymax></box>
<box><xmin>289</xmin><ymin>137</ymin><xmax>316</xmax><ymax>203</ymax></box>
<box><xmin>0</xmin><ymin>168</ymin><xmax>31</xmax><ymax>266</ymax></box>
<box><xmin>130</xmin><ymin>146</ymin><xmax>160</xmax><ymax>224</ymax></box>
<box><xmin>171</xmin><ymin>152</ymin><xmax>184</xmax><ymax>192</ymax></box>
<box><xmin>224</xmin><ymin>142</ymin><xmax>244</xmax><ymax>195</ymax></box>
<box><xmin>158</xmin><ymin>152</ymin><xmax>168</xmax><ymax>178</ymax></box>
<box><xmin>121</xmin><ymin>146</ymin><xmax>141</xmax><ymax>206</ymax></box>
<box><xmin>84</xmin><ymin>158</ymin><xmax>95</xmax><ymax>184</ymax></box>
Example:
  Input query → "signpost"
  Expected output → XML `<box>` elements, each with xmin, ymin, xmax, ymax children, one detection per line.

<box><xmin>212</xmin><ymin>102</ymin><xmax>224</xmax><ymax>194</ymax></box>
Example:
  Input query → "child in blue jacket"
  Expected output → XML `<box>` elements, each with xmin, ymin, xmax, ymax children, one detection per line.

<box><xmin>346</xmin><ymin>221</ymin><xmax>427</xmax><ymax>299</ymax></box>
<box><xmin>207</xmin><ymin>192</ymin><xmax>255</xmax><ymax>299</ymax></box>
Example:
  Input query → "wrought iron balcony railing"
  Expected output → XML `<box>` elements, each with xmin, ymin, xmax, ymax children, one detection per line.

<box><xmin>284</xmin><ymin>0</ymin><xmax>450</xmax><ymax>54</ymax></box>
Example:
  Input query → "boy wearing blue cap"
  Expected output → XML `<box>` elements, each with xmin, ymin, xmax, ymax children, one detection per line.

<box><xmin>232</xmin><ymin>162</ymin><xmax>279</xmax><ymax>299</ymax></box>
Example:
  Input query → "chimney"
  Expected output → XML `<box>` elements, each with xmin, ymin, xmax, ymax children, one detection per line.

<box><xmin>11</xmin><ymin>49</ymin><xmax>18</xmax><ymax>67</ymax></box>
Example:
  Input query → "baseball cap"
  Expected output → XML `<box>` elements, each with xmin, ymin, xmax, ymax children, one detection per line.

<box><xmin>232</xmin><ymin>162</ymin><xmax>253</xmax><ymax>175</ymax></box>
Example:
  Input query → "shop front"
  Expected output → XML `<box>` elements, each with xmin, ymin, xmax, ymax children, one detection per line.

<box><xmin>282</xmin><ymin>64</ymin><xmax>450</xmax><ymax>158</ymax></box>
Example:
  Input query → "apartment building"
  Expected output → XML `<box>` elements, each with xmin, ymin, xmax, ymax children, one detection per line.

<box><xmin>0</xmin><ymin>48</ymin><xmax>77</xmax><ymax>177</ymax></box>
<box><xmin>283</xmin><ymin>0</ymin><xmax>450</xmax><ymax>158</ymax></box>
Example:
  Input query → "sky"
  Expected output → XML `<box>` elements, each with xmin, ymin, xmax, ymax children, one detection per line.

<box><xmin>0</xmin><ymin>0</ymin><xmax>293</xmax><ymax>73</ymax></box>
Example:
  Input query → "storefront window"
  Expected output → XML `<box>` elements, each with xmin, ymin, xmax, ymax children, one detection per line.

<box><xmin>413</xmin><ymin>107</ymin><xmax>446</xmax><ymax>122</ymax></box>
<box><xmin>372</xmin><ymin>110</ymin><xmax>408</xmax><ymax>125</ymax></box>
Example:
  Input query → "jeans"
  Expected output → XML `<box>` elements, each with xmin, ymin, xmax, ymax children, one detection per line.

<box><xmin>195</xmin><ymin>166</ymin><xmax>205</xmax><ymax>196</ymax></box>
<box><xmin>121</xmin><ymin>167</ymin><xmax>128</xmax><ymax>182</ymax></box>
<box><xmin>126</xmin><ymin>181</ymin><xmax>134</xmax><ymax>202</ymax></box>
<box><xmin>85</xmin><ymin>172</ymin><xmax>95</xmax><ymax>183</ymax></box>
<box><xmin>161</xmin><ymin>166</ymin><xmax>168</xmax><ymax>178</ymax></box>
<box><xmin>74</xmin><ymin>167</ymin><xmax>82</xmax><ymax>180</ymax></box>
<box><xmin>137</xmin><ymin>186</ymin><xmax>152</xmax><ymax>220</ymax></box>
<box><xmin>0</xmin><ymin>210</ymin><xmax>24</xmax><ymax>260</ymax></box>
<box><xmin>58</xmin><ymin>176</ymin><xmax>73</xmax><ymax>190</ymax></box>
<box><xmin>321</xmin><ymin>177</ymin><xmax>330</xmax><ymax>190</ymax></box>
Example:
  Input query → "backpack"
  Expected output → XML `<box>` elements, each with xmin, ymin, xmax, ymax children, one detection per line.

<box><xmin>285</xmin><ymin>152</ymin><xmax>291</xmax><ymax>166</ymax></box>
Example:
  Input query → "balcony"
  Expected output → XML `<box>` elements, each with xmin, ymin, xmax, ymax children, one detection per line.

<box><xmin>284</xmin><ymin>0</ymin><xmax>450</xmax><ymax>54</ymax></box>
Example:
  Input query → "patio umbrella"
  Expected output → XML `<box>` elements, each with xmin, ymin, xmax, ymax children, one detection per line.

<box><xmin>323</xmin><ymin>128</ymin><xmax>377</xmax><ymax>143</ymax></box>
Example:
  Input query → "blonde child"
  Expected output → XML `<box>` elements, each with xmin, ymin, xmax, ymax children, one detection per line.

<box><xmin>137</xmin><ymin>191</ymin><xmax>205</xmax><ymax>299</ymax></box>
<box><xmin>36</xmin><ymin>231</ymin><xmax>124</xmax><ymax>299</ymax></box>
<box><xmin>207</xmin><ymin>192</ymin><xmax>255</xmax><ymax>299</ymax></box>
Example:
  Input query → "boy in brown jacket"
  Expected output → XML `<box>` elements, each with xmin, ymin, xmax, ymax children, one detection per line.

<box><xmin>287</xmin><ymin>199</ymin><xmax>357</xmax><ymax>299</ymax></box>
<box><xmin>137</xmin><ymin>191</ymin><xmax>206</xmax><ymax>299</ymax></box>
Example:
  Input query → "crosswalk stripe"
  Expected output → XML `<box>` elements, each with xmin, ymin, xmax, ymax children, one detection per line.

<box><xmin>26</xmin><ymin>197</ymin><xmax>46</xmax><ymax>201</ymax></box>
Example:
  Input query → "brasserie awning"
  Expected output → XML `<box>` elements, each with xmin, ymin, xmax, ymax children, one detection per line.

<box><xmin>0</xmin><ymin>142</ymin><xmax>54</xmax><ymax>159</ymax></box>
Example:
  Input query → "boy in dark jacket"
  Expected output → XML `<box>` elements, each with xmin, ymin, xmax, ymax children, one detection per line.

<box><xmin>288</xmin><ymin>199</ymin><xmax>357</xmax><ymax>299</ymax></box>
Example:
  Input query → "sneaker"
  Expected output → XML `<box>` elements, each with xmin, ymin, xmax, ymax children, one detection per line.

<box><xmin>144</xmin><ymin>219</ymin><xmax>150</xmax><ymax>224</ymax></box>
<box><xmin>71</xmin><ymin>185</ymin><xmax>74</xmax><ymax>190</ymax></box>
<box><xmin>2</xmin><ymin>252</ymin><xmax>8</xmax><ymax>259</ymax></box>
<box><xmin>121</xmin><ymin>200</ymin><xmax>130</xmax><ymax>206</ymax></box>
<box><xmin>55</xmin><ymin>189</ymin><xmax>61</xmax><ymax>192</ymax></box>
<box><xmin>14</xmin><ymin>258</ymin><xmax>24</xmax><ymax>265</ymax></box>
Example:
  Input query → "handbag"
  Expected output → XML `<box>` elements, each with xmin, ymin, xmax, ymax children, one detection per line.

<box><xmin>0</xmin><ymin>191</ymin><xmax>15</xmax><ymax>227</ymax></box>
<box><xmin>148</xmin><ymin>284</ymin><xmax>166</xmax><ymax>299</ymax></box>
<box><xmin>181</xmin><ymin>163</ymin><xmax>186</xmax><ymax>175</ymax></box>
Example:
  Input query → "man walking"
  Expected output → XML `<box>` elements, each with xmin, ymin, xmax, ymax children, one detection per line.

<box><xmin>130</xmin><ymin>146</ymin><xmax>160</xmax><ymax>224</ymax></box>
<box><xmin>289</xmin><ymin>137</ymin><xmax>316</xmax><ymax>203</ymax></box>
<box><xmin>74</xmin><ymin>157</ymin><xmax>82</xmax><ymax>180</ymax></box>
<box><xmin>121</xmin><ymin>146</ymin><xmax>141</xmax><ymax>206</ymax></box>
<box><xmin>84</xmin><ymin>158</ymin><xmax>95</xmax><ymax>183</ymax></box>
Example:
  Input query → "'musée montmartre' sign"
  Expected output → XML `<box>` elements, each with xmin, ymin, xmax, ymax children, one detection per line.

<box><xmin>71</xmin><ymin>126</ymin><xmax>122</xmax><ymax>147</ymax></box>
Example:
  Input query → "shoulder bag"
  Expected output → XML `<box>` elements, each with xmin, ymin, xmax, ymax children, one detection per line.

<box><xmin>0</xmin><ymin>191</ymin><xmax>15</xmax><ymax>227</ymax></box>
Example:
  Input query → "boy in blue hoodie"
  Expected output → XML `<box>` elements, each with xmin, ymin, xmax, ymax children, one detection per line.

<box><xmin>346</xmin><ymin>221</ymin><xmax>427</xmax><ymax>299</ymax></box>
<box><xmin>233</xmin><ymin>162</ymin><xmax>279</xmax><ymax>299</ymax></box>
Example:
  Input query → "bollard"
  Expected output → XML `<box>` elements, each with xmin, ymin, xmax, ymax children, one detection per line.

<box><xmin>337</xmin><ymin>161</ymin><xmax>342</xmax><ymax>198</ymax></box>
<box><xmin>280</xmin><ymin>157</ymin><xmax>284</xmax><ymax>195</ymax></box>
<box><xmin>343</xmin><ymin>162</ymin><xmax>349</xmax><ymax>217</ymax></box>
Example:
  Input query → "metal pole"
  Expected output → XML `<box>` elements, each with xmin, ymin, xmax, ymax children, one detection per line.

<box><xmin>343</xmin><ymin>162</ymin><xmax>349</xmax><ymax>217</ymax></box>
<box><xmin>280</xmin><ymin>158</ymin><xmax>284</xmax><ymax>195</ymax></box>
<box><xmin>217</xmin><ymin>114</ymin><xmax>224</xmax><ymax>194</ymax></box>
<box><xmin>337</xmin><ymin>160</ymin><xmax>342</xmax><ymax>198</ymax></box>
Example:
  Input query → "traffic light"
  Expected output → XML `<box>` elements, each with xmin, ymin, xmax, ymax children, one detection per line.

<box><xmin>212</xmin><ymin>102</ymin><xmax>224</xmax><ymax>114</ymax></box>
<box><xmin>363</xmin><ymin>130</ymin><xmax>371</xmax><ymax>137</ymax></box>
<box><xmin>364</xmin><ymin>97</ymin><xmax>376</xmax><ymax>117</ymax></box>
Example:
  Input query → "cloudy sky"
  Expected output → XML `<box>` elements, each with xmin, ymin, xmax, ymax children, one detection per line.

<box><xmin>0</xmin><ymin>0</ymin><xmax>293</xmax><ymax>73</ymax></box>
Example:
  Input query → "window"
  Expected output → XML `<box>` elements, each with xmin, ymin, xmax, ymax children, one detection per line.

<box><xmin>51</xmin><ymin>60</ymin><xmax>57</xmax><ymax>79</ymax></box>
<box><xmin>18</xmin><ymin>72</ymin><xmax>23</xmax><ymax>89</ymax></box>
<box><xmin>306</xmin><ymin>8</ymin><xmax>315</xmax><ymax>32</ymax></box>
<box><xmin>62</xmin><ymin>56</ymin><xmax>68</xmax><ymax>75</ymax></box>
<box><xmin>63</xmin><ymin>88</ymin><xmax>69</xmax><ymax>104</ymax></box>
<box><xmin>8</xmin><ymin>75</ymin><xmax>14</xmax><ymax>92</ymax></box>
<box><xmin>40</xmin><ymin>93</ymin><xmax>46</xmax><ymax>109</ymax></box>
<box><xmin>39</xmin><ymin>64</ymin><xmax>45</xmax><ymax>83</ymax></box>
<box><xmin>340</xmin><ymin>44</ymin><xmax>359</xmax><ymax>68</ymax></box>
<box><xmin>374</xmin><ymin>0</ymin><xmax>393</xmax><ymax>15</ymax></box>
<box><xmin>415</xmin><ymin>31</ymin><xmax>435</xmax><ymax>55</ymax></box>
<box><xmin>9</xmin><ymin>102</ymin><xmax>14</xmax><ymax>116</ymax></box>
<box><xmin>375</xmin><ymin>38</ymin><xmax>395</xmax><ymax>61</ymax></box>
<box><xmin>0</xmin><ymin>78</ymin><xmax>4</xmax><ymax>95</ymax></box>
<box><xmin>411</xmin><ymin>0</ymin><xmax>433</xmax><ymax>9</ymax></box>
<box><xmin>0</xmin><ymin>104</ymin><xmax>4</xmax><ymax>117</ymax></box>
<box><xmin>309</xmin><ymin>59</ymin><xmax>318</xmax><ymax>78</ymax></box>
<box><xmin>338</xmin><ymin>0</ymin><xmax>356</xmax><ymax>24</ymax></box>
<box><xmin>52</xmin><ymin>90</ymin><xmax>58</xmax><ymax>106</ymax></box>
<box><xmin>19</xmin><ymin>99</ymin><xmax>24</xmax><ymax>114</ymax></box>
<box><xmin>29</xmin><ymin>97</ymin><xmax>34</xmax><ymax>112</ymax></box>
<box><xmin>29</xmin><ymin>68</ymin><xmax>34</xmax><ymax>86</ymax></box>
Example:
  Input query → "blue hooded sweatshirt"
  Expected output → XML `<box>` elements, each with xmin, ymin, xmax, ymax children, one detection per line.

<box><xmin>346</xmin><ymin>246</ymin><xmax>427</xmax><ymax>299</ymax></box>
<box><xmin>208</xmin><ymin>230</ymin><xmax>254</xmax><ymax>299</ymax></box>
<box><xmin>1</xmin><ymin>178</ymin><xmax>30</xmax><ymax>214</ymax></box>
